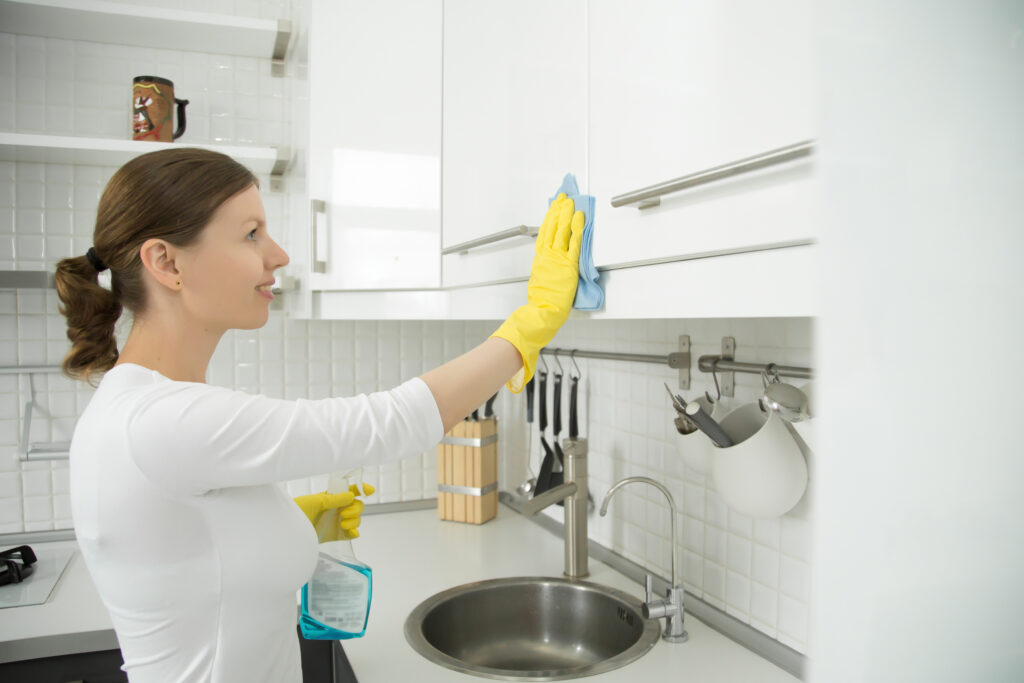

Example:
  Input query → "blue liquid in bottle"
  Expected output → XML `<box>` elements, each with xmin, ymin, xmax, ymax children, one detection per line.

<box><xmin>300</xmin><ymin>470</ymin><xmax>373</xmax><ymax>640</ymax></box>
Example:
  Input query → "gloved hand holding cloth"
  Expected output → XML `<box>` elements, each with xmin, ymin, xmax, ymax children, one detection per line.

<box><xmin>491</xmin><ymin>193</ymin><xmax>584</xmax><ymax>393</ymax></box>
<box><xmin>293</xmin><ymin>481</ymin><xmax>376</xmax><ymax>541</ymax></box>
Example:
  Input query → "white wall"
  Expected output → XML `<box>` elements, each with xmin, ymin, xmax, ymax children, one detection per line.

<box><xmin>812</xmin><ymin>1</ymin><xmax>1024</xmax><ymax>681</ymax></box>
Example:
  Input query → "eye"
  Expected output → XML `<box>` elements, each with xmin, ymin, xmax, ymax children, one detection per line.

<box><xmin>247</xmin><ymin>228</ymin><xmax>258</xmax><ymax>241</ymax></box>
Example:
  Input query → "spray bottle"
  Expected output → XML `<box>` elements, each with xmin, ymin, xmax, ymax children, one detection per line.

<box><xmin>299</xmin><ymin>468</ymin><xmax>373</xmax><ymax>640</ymax></box>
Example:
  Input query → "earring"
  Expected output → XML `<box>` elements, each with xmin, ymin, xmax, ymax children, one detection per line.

<box><xmin>176</xmin><ymin>281</ymin><xmax>181</xmax><ymax>287</ymax></box>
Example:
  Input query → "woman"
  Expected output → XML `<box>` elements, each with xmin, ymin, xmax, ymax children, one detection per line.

<box><xmin>55</xmin><ymin>147</ymin><xmax>583</xmax><ymax>682</ymax></box>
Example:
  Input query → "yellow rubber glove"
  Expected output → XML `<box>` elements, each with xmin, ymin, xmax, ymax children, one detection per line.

<box><xmin>490</xmin><ymin>193</ymin><xmax>584</xmax><ymax>392</ymax></box>
<box><xmin>293</xmin><ymin>482</ymin><xmax>376</xmax><ymax>542</ymax></box>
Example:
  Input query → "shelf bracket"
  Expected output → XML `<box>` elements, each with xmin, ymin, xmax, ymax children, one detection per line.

<box><xmin>667</xmin><ymin>335</ymin><xmax>690</xmax><ymax>390</ymax></box>
<box><xmin>271</xmin><ymin>19</ymin><xmax>292</xmax><ymax>78</ymax></box>
<box><xmin>720</xmin><ymin>336</ymin><xmax>736</xmax><ymax>397</ymax></box>
<box><xmin>270</xmin><ymin>147</ymin><xmax>291</xmax><ymax>193</ymax></box>
<box><xmin>8</xmin><ymin>366</ymin><xmax>71</xmax><ymax>461</ymax></box>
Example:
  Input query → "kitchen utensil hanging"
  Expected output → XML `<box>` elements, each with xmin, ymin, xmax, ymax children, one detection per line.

<box><xmin>534</xmin><ymin>356</ymin><xmax>556</xmax><ymax>498</ymax></box>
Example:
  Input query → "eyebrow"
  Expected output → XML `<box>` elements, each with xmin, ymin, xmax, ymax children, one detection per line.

<box><xmin>243</xmin><ymin>217</ymin><xmax>266</xmax><ymax>227</ymax></box>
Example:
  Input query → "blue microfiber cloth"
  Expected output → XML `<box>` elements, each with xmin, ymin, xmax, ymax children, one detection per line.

<box><xmin>549</xmin><ymin>173</ymin><xmax>603</xmax><ymax>311</ymax></box>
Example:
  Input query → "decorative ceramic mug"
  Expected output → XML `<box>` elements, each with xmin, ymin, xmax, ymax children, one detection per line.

<box><xmin>132</xmin><ymin>76</ymin><xmax>189</xmax><ymax>142</ymax></box>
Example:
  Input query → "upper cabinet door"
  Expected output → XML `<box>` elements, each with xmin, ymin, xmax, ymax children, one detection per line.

<box><xmin>307</xmin><ymin>0</ymin><xmax>441</xmax><ymax>291</ymax></box>
<box><xmin>441</xmin><ymin>0</ymin><xmax>587</xmax><ymax>288</ymax></box>
<box><xmin>589</xmin><ymin>0</ymin><xmax>816</xmax><ymax>269</ymax></box>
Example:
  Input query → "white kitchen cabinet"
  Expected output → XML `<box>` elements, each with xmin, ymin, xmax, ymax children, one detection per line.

<box><xmin>588</xmin><ymin>0</ymin><xmax>816</xmax><ymax>270</ymax></box>
<box><xmin>306</xmin><ymin>0</ymin><xmax>442</xmax><ymax>292</ymax></box>
<box><xmin>440</xmin><ymin>0</ymin><xmax>587</xmax><ymax>289</ymax></box>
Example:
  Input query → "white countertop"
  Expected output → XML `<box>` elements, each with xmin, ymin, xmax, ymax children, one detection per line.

<box><xmin>0</xmin><ymin>507</ymin><xmax>799</xmax><ymax>682</ymax></box>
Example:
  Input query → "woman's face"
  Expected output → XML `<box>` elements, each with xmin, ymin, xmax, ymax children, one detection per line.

<box><xmin>180</xmin><ymin>184</ymin><xmax>290</xmax><ymax>331</ymax></box>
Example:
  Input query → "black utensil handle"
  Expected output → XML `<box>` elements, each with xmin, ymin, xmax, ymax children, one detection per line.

<box><xmin>525</xmin><ymin>378</ymin><xmax>535</xmax><ymax>423</ymax></box>
<box><xmin>485</xmin><ymin>393</ymin><xmax>497</xmax><ymax>418</ymax></box>
<box><xmin>538</xmin><ymin>372</ymin><xmax>548</xmax><ymax>434</ymax></box>
<box><xmin>552</xmin><ymin>373</ymin><xmax>562</xmax><ymax>436</ymax></box>
<box><xmin>569</xmin><ymin>377</ymin><xmax>579</xmax><ymax>440</ymax></box>
<box><xmin>684</xmin><ymin>403</ymin><xmax>735</xmax><ymax>448</ymax></box>
<box><xmin>535</xmin><ymin>437</ymin><xmax>555</xmax><ymax>495</ymax></box>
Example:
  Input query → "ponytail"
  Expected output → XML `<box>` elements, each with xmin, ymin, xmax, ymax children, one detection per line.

<box><xmin>55</xmin><ymin>254</ymin><xmax>122</xmax><ymax>385</ymax></box>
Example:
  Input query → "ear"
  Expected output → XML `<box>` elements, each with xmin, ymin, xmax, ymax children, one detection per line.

<box><xmin>138</xmin><ymin>238</ymin><xmax>184</xmax><ymax>291</ymax></box>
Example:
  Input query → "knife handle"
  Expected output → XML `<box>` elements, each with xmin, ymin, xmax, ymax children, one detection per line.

<box><xmin>552</xmin><ymin>373</ymin><xmax>562</xmax><ymax>436</ymax></box>
<box><xmin>525</xmin><ymin>378</ymin><xmax>535</xmax><ymax>423</ymax></box>
<box><xmin>538</xmin><ymin>372</ymin><xmax>548</xmax><ymax>434</ymax></box>
<box><xmin>569</xmin><ymin>376</ymin><xmax>579</xmax><ymax>440</ymax></box>
<box><xmin>684</xmin><ymin>402</ymin><xmax>734</xmax><ymax>448</ymax></box>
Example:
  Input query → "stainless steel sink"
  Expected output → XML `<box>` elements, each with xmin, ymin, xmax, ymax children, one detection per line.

<box><xmin>404</xmin><ymin>576</ymin><xmax>661</xmax><ymax>681</ymax></box>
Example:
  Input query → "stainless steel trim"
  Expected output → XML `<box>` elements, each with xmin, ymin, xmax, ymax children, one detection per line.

<box><xmin>0</xmin><ymin>528</ymin><xmax>76</xmax><ymax>545</ymax></box>
<box><xmin>439</xmin><ymin>434</ymin><xmax>498</xmax><ymax>447</ymax></box>
<box><xmin>442</xmin><ymin>225</ymin><xmax>539</xmax><ymax>256</ymax></box>
<box><xmin>610</xmin><ymin>139</ymin><xmax>815</xmax><ymax>209</ymax></box>
<box><xmin>310</xmin><ymin>242</ymin><xmax>815</xmax><ymax>293</ymax></box>
<box><xmin>698</xmin><ymin>355</ymin><xmax>813</xmax><ymax>380</ymax></box>
<box><xmin>363</xmin><ymin>498</ymin><xmax>438</xmax><ymax>516</ymax></box>
<box><xmin>0</xmin><ymin>365</ymin><xmax>61</xmax><ymax>375</ymax></box>
<box><xmin>310</xmin><ymin>199</ymin><xmax>327</xmax><ymax>274</ymax></box>
<box><xmin>0</xmin><ymin>270</ymin><xmax>55</xmax><ymax>289</ymax></box>
<box><xmin>437</xmin><ymin>482</ymin><xmax>498</xmax><ymax>497</ymax></box>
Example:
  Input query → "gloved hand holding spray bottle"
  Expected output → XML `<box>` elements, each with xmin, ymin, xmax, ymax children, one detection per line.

<box><xmin>300</xmin><ymin>468</ymin><xmax>375</xmax><ymax>640</ymax></box>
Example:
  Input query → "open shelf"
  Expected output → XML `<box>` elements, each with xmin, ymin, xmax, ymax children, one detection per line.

<box><xmin>0</xmin><ymin>0</ymin><xmax>290</xmax><ymax>61</ymax></box>
<box><xmin>0</xmin><ymin>132</ymin><xmax>287</xmax><ymax>175</ymax></box>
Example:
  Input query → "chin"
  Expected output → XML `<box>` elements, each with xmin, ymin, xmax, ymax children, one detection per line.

<box><xmin>235</xmin><ymin>310</ymin><xmax>270</xmax><ymax>330</ymax></box>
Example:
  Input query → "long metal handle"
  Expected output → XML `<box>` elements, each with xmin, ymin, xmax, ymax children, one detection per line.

<box><xmin>611</xmin><ymin>139</ymin><xmax>815</xmax><ymax>209</ymax></box>
<box><xmin>309</xmin><ymin>199</ymin><xmax>327</xmax><ymax>274</ymax></box>
<box><xmin>442</xmin><ymin>225</ymin><xmax>538</xmax><ymax>256</ymax></box>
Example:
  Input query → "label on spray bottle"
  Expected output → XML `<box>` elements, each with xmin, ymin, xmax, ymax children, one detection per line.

<box><xmin>299</xmin><ymin>470</ymin><xmax>373</xmax><ymax>640</ymax></box>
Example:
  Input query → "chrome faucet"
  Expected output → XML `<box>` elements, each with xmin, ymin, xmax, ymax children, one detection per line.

<box><xmin>519</xmin><ymin>438</ymin><xmax>588</xmax><ymax>578</ymax></box>
<box><xmin>600</xmin><ymin>476</ymin><xmax>688</xmax><ymax>643</ymax></box>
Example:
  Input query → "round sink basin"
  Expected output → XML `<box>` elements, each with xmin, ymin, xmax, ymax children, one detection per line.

<box><xmin>404</xmin><ymin>576</ymin><xmax>660</xmax><ymax>681</ymax></box>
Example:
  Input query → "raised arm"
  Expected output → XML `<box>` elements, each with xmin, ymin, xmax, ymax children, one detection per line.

<box><xmin>420</xmin><ymin>193</ymin><xmax>583</xmax><ymax>433</ymax></box>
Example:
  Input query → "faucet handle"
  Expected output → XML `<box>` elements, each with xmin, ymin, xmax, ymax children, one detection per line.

<box><xmin>645</xmin><ymin>573</ymin><xmax>654</xmax><ymax>603</ymax></box>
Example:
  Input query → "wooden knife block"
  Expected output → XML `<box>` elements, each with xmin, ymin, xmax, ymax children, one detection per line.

<box><xmin>437</xmin><ymin>417</ymin><xmax>498</xmax><ymax>524</ymax></box>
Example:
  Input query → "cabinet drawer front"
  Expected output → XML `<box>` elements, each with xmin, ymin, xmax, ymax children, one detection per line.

<box><xmin>589</xmin><ymin>0</ymin><xmax>816</xmax><ymax>268</ymax></box>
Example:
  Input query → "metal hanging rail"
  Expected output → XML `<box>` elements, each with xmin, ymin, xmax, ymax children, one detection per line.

<box><xmin>694</xmin><ymin>336</ymin><xmax>813</xmax><ymax>398</ymax></box>
<box><xmin>541</xmin><ymin>339</ymin><xmax>692</xmax><ymax>389</ymax></box>
<box><xmin>610</xmin><ymin>139</ymin><xmax>815</xmax><ymax>209</ymax></box>
<box><xmin>698</xmin><ymin>356</ymin><xmax>813</xmax><ymax>380</ymax></box>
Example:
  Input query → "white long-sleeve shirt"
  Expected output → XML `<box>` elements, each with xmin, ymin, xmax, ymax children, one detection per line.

<box><xmin>69</xmin><ymin>362</ymin><xmax>444</xmax><ymax>683</ymax></box>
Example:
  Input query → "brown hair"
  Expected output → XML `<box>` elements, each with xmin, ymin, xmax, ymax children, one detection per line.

<box><xmin>55</xmin><ymin>148</ymin><xmax>258</xmax><ymax>385</ymax></box>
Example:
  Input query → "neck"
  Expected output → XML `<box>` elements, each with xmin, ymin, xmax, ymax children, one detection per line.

<box><xmin>116</xmin><ymin>312</ymin><xmax>224</xmax><ymax>383</ymax></box>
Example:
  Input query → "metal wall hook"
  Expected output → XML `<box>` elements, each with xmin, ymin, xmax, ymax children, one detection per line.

<box><xmin>539</xmin><ymin>352</ymin><xmax>549</xmax><ymax>374</ymax></box>
<box><xmin>569</xmin><ymin>350</ymin><xmax>582</xmax><ymax>379</ymax></box>
<box><xmin>552</xmin><ymin>349</ymin><xmax>564</xmax><ymax>376</ymax></box>
<box><xmin>706</xmin><ymin>368</ymin><xmax>722</xmax><ymax>403</ymax></box>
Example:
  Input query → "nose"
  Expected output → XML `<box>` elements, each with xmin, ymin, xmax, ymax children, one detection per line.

<box><xmin>265</xmin><ymin>235</ymin><xmax>290</xmax><ymax>270</ymax></box>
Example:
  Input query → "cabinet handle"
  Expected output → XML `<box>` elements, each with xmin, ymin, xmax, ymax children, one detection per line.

<box><xmin>310</xmin><ymin>199</ymin><xmax>327</xmax><ymax>274</ymax></box>
<box><xmin>442</xmin><ymin>225</ymin><xmax>539</xmax><ymax>256</ymax></box>
<box><xmin>610</xmin><ymin>139</ymin><xmax>815</xmax><ymax>209</ymax></box>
